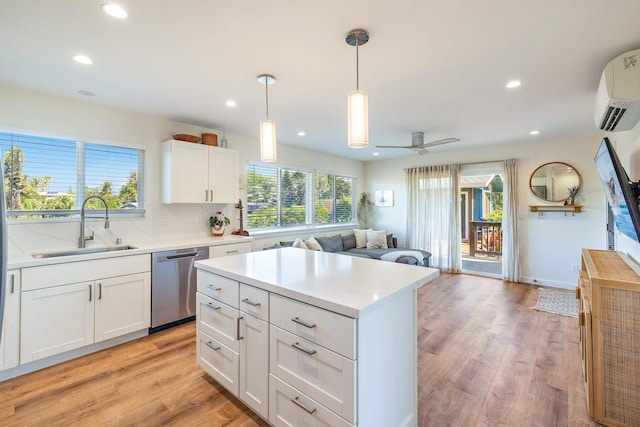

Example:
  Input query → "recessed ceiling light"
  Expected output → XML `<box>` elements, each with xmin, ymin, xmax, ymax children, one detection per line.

<box><xmin>530</xmin><ymin>130</ymin><xmax>540</xmax><ymax>135</ymax></box>
<box><xmin>373</xmin><ymin>152</ymin><xmax>379</xmax><ymax>156</ymax></box>
<box><xmin>297</xmin><ymin>131</ymin><xmax>306</xmax><ymax>136</ymax></box>
<box><xmin>505</xmin><ymin>80</ymin><xmax>521</xmax><ymax>89</ymax></box>
<box><xmin>78</xmin><ymin>90</ymin><xmax>96</xmax><ymax>97</ymax></box>
<box><xmin>73</xmin><ymin>55</ymin><xmax>93</xmax><ymax>65</ymax></box>
<box><xmin>101</xmin><ymin>3</ymin><xmax>128</xmax><ymax>19</ymax></box>
<box><xmin>225</xmin><ymin>100</ymin><xmax>237</xmax><ymax>107</ymax></box>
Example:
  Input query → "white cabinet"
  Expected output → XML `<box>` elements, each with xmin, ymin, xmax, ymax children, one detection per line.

<box><xmin>94</xmin><ymin>273</ymin><xmax>151</xmax><ymax>342</ymax></box>
<box><xmin>20</xmin><ymin>255</ymin><xmax>151</xmax><ymax>363</ymax></box>
<box><xmin>162</xmin><ymin>139</ymin><xmax>239</xmax><ymax>204</ymax></box>
<box><xmin>21</xmin><ymin>281</ymin><xmax>94</xmax><ymax>362</ymax></box>
<box><xmin>208</xmin><ymin>241</ymin><xmax>252</xmax><ymax>259</ymax></box>
<box><xmin>0</xmin><ymin>270</ymin><xmax>21</xmax><ymax>371</ymax></box>
<box><xmin>195</xmin><ymin>272</ymin><xmax>269</xmax><ymax>420</ymax></box>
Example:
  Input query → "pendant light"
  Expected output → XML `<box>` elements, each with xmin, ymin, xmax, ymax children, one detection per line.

<box><xmin>346</xmin><ymin>29</ymin><xmax>369</xmax><ymax>148</ymax></box>
<box><xmin>258</xmin><ymin>74</ymin><xmax>277</xmax><ymax>162</ymax></box>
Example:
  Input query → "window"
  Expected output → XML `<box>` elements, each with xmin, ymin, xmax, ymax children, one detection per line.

<box><xmin>315</xmin><ymin>172</ymin><xmax>353</xmax><ymax>224</ymax></box>
<box><xmin>0</xmin><ymin>132</ymin><xmax>145</xmax><ymax>219</ymax></box>
<box><xmin>246</xmin><ymin>163</ymin><xmax>355</xmax><ymax>230</ymax></box>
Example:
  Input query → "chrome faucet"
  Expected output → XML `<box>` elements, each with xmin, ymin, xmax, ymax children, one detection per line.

<box><xmin>79</xmin><ymin>196</ymin><xmax>110</xmax><ymax>248</ymax></box>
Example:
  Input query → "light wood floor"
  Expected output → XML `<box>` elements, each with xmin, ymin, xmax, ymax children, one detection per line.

<box><xmin>0</xmin><ymin>273</ymin><xmax>596</xmax><ymax>426</ymax></box>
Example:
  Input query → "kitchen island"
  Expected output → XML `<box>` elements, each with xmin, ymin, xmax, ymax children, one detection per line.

<box><xmin>194</xmin><ymin>247</ymin><xmax>439</xmax><ymax>426</ymax></box>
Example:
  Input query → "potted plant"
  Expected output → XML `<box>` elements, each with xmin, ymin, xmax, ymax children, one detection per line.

<box><xmin>210</xmin><ymin>211</ymin><xmax>230</xmax><ymax>236</ymax></box>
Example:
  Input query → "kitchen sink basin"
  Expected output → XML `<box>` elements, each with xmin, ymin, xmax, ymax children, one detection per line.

<box><xmin>32</xmin><ymin>245</ymin><xmax>138</xmax><ymax>259</ymax></box>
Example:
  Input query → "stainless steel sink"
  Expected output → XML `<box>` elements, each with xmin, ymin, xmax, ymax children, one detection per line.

<box><xmin>32</xmin><ymin>245</ymin><xmax>138</xmax><ymax>259</ymax></box>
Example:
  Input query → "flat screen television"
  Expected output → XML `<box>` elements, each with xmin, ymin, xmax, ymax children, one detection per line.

<box><xmin>594</xmin><ymin>137</ymin><xmax>640</xmax><ymax>243</ymax></box>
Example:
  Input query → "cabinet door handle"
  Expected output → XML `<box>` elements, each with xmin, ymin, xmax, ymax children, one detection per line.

<box><xmin>291</xmin><ymin>342</ymin><xmax>316</xmax><ymax>356</ymax></box>
<box><xmin>237</xmin><ymin>316</ymin><xmax>244</xmax><ymax>340</ymax></box>
<box><xmin>210</xmin><ymin>190</ymin><xmax>213</xmax><ymax>201</ymax></box>
<box><xmin>205</xmin><ymin>341</ymin><xmax>220</xmax><ymax>351</ymax></box>
<box><xmin>207</xmin><ymin>284</ymin><xmax>221</xmax><ymax>292</ymax></box>
<box><xmin>10</xmin><ymin>274</ymin><xmax>15</xmax><ymax>293</ymax></box>
<box><xmin>579</xmin><ymin>312</ymin><xmax>585</xmax><ymax>326</ymax></box>
<box><xmin>575</xmin><ymin>287</ymin><xmax>581</xmax><ymax>299</ymax></box>
<box><xmin>292</xmin><ymin>317</ymin><xmax>316</xmax><ymax>329</ymax></box>
<box><xmin>98</xmin><ymin>283</ymin><xmax>102</xmax><ymax>300</ymax></box>
<box><xmin>242</xmin><ymin>298</ymin><xmax>261</xmax><ymax>307</ymax></box>
<box><xmin>89</xmin><ymin>284</ymin><xmax>92</xmax><ymax>302</ymax></box>
<box><xmin>205</xmin><ymin>190</ymin><xmax>208</xmax><ymax>202</ymax></box>
<box><xmin>291</xmin><ymin>396</ymin><xmax>317</xmax><ymax>414</ymax></box>
<box><xmin>206</xmin><ymin>302</ymin><xmax>221</xmax><ymax>311</ymax></box>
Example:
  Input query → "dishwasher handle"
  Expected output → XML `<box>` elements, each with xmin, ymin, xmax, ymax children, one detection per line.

<box><xmin>165</xmin><ymin>252</ymin><xmax>199</xmax><ymax>260</ymax></box>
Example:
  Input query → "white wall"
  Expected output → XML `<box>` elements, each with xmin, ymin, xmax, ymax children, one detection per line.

<box><xmin>364</xmin><ymin>132</ymin><xmax>608</xmax><ymax>288</ymax></box>
<box><xmin>0</xmin><ymin>84</ymin><xmax>363</xmax><ymax>257</ymax></box>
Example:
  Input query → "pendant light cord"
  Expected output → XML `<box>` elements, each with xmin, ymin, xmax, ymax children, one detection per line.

<box><xmin>356</xmin><ymin>34</ymin><xmax>360</xmax><ymax>91</ymax></box>
<box><xmin>265</xmin><ymin>79</ymin><xmax>269</xmax><ymax>120</ymax></box>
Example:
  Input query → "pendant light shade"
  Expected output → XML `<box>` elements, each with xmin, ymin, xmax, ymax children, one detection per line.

<box><xmin>346</xmin><ymin>29</ymin><xmax>369</xmax><ymax>149</ymax></box>
<box><xmin>258</xmin><ymin>74</ymin><xmax>277</xmax><ymax>162</ymax></box>
<box><xmin>259</xmin><ymin>119</ymin><xmax>277</xmax><ymax>162</ymax></box>
<box><xmin>348</xmin><ymin>89</ymin><xmax>369</xmax><ymax>148</ymax></box>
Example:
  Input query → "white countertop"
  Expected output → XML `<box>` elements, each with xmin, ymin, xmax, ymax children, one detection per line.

<box><xmin>8</xmin><ymin>235</ymin><xmax>253</xmax><ymax>269</ymax></box>
<box><xmin>194</xmin><ymin>247</ymin><xmax>439</xmax><ymax>318</ymax></box>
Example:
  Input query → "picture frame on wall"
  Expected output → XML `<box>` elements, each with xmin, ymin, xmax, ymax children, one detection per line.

<box><xmin>375</xmin><ymin>190</ymin><xmax>394</xmax><ymax>207</ymax></box>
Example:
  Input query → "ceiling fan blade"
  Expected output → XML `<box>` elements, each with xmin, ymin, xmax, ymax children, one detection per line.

<box><xmin>374</xmin><ymin>145</ymin><xmax>416</xmax><ymax>149</ymax></box>
<box><xmin>418</xmin><ymin>137</ymin><xmax>460</xmax><ymax>148</ymax></box>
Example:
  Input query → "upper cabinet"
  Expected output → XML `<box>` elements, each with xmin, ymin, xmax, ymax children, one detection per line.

<box><xmin>162</xmin><ymin>139</ymin><xmax>239</xmax><ymax>204</ymax></box>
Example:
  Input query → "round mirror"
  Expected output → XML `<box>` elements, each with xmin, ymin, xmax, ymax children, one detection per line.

<box><xmin>529</xmin><ymin>162</ymin><xmax>582</xmax><ymax>202</ymax></box>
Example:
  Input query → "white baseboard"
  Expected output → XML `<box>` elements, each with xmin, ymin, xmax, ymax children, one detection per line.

<box><xmin>519</xmin><ymin>276</ymin><xmax>576</xmax><ymax>290</ymax></box>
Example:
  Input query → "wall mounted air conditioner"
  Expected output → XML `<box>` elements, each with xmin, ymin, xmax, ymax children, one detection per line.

<box><xmin>594</xmin><ymin>48</ymin><xmax>640</xmax><ymax>132</ymax></box>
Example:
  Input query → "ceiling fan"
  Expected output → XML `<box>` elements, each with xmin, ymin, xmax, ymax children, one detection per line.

<box><xmin>376</xmin><ymin>132</ymin><xmax>459</xmax><ymax>155</ymax></box>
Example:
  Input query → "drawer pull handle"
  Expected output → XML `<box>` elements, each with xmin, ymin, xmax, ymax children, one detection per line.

<box><xmin>579</xmin><ymin>312</ymin><xmax>585</xmax><ymax>326</ymax></box>
<box><xmin>226</xmin><ymin>250</ymin><xmax>239</xmax><ymax>254</ymax></box>
<box><xmin>292</xmin><ymin>342</ymin><xmax>317</xmax><ymax>356</ymax></box>
<box><xmin>291</xmin><ymin>396</ymin><xmax>317</xmax><ymax>414</ymax></box>
<box><xmin>207</xmin><ymin>284</ymin><xmax>221</xmax><ymax>291</ymax></box>
<box><xmin>206</xmin><ymin>302</ymin><xmax>221</xmax><ymax>311</ymax></box>
<box><xmin>292</xmin><ymin>317</ymin><xmax>316</xmax><ymax>329</ymax></box>
<box><xmin>205</xmin><ymin>341</ymin><xmax>220</xmax><ymax>351</ymax></box>
<box><xmin>242</xmin><ymin>298</ymin><xmax>261</xmax><ymax>307</ymax></box>
<box><xmin>237</xmin><ymin>316</ymin><xmax>244</xmax><ymax>340</ymax></box>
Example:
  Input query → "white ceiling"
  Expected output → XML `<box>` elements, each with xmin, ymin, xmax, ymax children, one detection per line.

<box><xmin>1</xmin><ymin>0</ymin><xmax>639</xmax><ymax>161</ymax></box>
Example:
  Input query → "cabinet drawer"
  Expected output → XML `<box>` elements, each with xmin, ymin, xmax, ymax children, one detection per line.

<box><xmin>270</xmin><ymin>294</ymin><xmax>356</xmax><ymax>359</ymax></box>
<box><xmin>209</xmin><ymin>242</ymin><xmax>251</xmax><ymax>259</ymax></box>
<box><xmin>196</xmin><ymin>293</ymin><xmax>240</xmax><ymax>352</ymax></box>
<box><xmin>197</xmin><ymin>270</ymin><xmax>239</xmax><ymax>308</ymax></box>
<box><xmin>270</xmin><ymin>326</ymin><xmax>356</xmax><ymax>423</ymax></box>
<box><xmin>269</xmin><ymin>374</ymin><xmax>354</xmax><ymax>427</ymax></box>
<box><xmin>196</xmin><ymin>329</ymin><xmax>239</xmax><ymax>397</ymax></box>
<box><xmin>240</xmin><ymin>283</ymin><xmax>269</xmax><ymax>321</ymax></box>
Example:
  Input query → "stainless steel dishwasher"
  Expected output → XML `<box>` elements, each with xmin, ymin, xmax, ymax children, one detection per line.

<box><xmin>150</xmin><ymin>246</ymin><xmax>208</xmax><ymax>332</ymax></box>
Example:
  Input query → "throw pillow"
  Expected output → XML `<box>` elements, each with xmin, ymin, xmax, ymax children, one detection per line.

<box><xmin>353</xmin><ymin>228</ymin><xmax>370</xmax><ymax>248</ymax></box>
<box><xmin>386</xmin><ymin>233</ymin><xmax>394</xmax><ymax>248</ymax></box>
<box><xmin>366</xmin><ymin>229</ymin><xmax>388</xmax><ymax>249</ymax></box>
<box><xmin>342</xmin><ymin>234</ymin><xmax>357</xmax><ymax>250</ymax></box>
<box><xmin>315</xmin><ymin>234</ymin><xmax>344</xmax><ymax>252</ymax></box>
<box><xmin>305</xmin><ymin>236</ymin><xmax>323</xmax><ymax>251</ymax></box>
<box><xmin>292</xmin><ymin>238</ymin><xmax>308</xmax><ymax>249</ymax></box>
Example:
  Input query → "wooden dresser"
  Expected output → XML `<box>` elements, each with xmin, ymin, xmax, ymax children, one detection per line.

<box><xmin>578</xmin><ymin>249</ymin><xmax>640</xmax><ymax>427</ymax></box>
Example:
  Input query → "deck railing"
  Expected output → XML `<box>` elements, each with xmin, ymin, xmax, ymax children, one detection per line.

<box><xmin>469</xmin><ymin>221</ymin><xmax>502</xmax><ymax>257</ymax></box>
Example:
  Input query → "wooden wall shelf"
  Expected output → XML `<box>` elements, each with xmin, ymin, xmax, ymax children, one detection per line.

<box><xmin>529</xmin><ymin>205</ymin><xmax>582</xmax><ymax>216</ymax></box>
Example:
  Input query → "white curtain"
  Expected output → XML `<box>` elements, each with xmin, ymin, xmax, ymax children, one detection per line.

<box><xmin>406</xmin><ymin>164</ymin><xmax>461</xmax><ymax>272</ymax></box>
<box><xmin>502</xmin><ymin>159</ymin><xmax>520</xmax><ymax>281</ymax></box>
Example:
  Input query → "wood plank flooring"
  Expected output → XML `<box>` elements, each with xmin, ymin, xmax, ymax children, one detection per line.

<box><xmin>0</xmin><ymin>273</ymin><xmax>596</xmax><ymax>426</ymax></box>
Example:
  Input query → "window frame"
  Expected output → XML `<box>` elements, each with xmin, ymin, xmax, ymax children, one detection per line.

<box><xmin>246</xmin><ymin>162</ymin><xmax>357</xmax><ymax>233</ymax></box>
<box><xmin>0</xmin><ymin>128</ymin><xmax>146</xmax><ymax>221</ymax></box>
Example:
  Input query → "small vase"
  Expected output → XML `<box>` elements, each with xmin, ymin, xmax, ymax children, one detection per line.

<box><xmin>211</xmin><ymin>225</ymin><xmax>225</xmax><ymax>236</ymax></box>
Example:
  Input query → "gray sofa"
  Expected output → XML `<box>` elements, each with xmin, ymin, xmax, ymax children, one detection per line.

<box><xmin>276</xmin><ymin>233</ymin><xmax>431</xmax><ymax>267</ymax></box>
